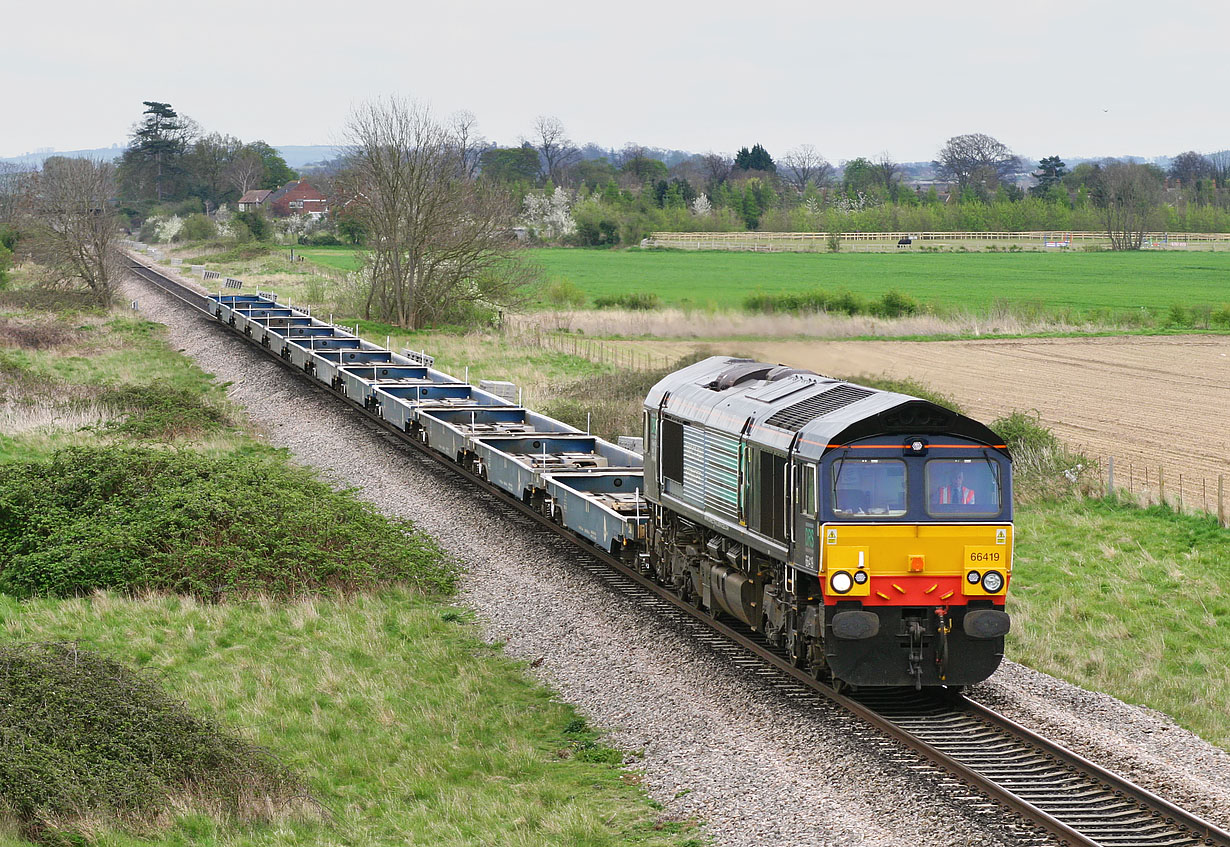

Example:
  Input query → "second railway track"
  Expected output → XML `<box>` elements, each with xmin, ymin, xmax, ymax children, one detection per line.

<box><xmin>126</xmin><ymin>255</ymin><xmax>1230</xmax><ymax>847</ymax></box>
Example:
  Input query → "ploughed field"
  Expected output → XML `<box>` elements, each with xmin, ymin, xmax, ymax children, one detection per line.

<box><xmin>652</xmin><ymin>334</ymin><xmax>1230</xmax><ymax>504</ymax></box>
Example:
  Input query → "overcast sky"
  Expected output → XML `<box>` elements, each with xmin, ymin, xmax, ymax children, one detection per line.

<box><xmin>5</xmin><ymin>0</ymin><xmax>1229</xmax><ymax>164</ymax></box>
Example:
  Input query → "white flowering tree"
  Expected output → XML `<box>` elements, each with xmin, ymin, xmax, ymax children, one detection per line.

<box><xmin>522</xmin><ymin>186</ymin><xmax>576</xmax><ymax>242</ymax></box>
<box><xmin>690</xmin><ymin>193</ymin><xmax>712</xmax><ymax>216</ymax></box>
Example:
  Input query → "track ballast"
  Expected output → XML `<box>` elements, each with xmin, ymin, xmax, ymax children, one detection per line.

<box><xmin>126</xmin><ymin>254</ymin><xmax>1230</xmax><ymax>847</ymax></box>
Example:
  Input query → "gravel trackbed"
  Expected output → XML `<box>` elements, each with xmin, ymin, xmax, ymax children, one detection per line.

<box><xmin>126</xmin><ymin>271</ymin><xmax>1230</xmax><ymax>846</ymax></box>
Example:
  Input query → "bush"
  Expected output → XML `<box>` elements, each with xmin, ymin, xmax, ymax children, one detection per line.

<box><xmin>178</xmin><ymin>213</ymin><xmax>217</xmax><ymax>242</ymax></box>
<box><xmin>1212</xmin><ymin>304</ymin><xmax>1230</xmax><ymax>328</ymax></box>
<box><xmin>0</xmin><ymin>242</ymin><xmax>11</xmax><ymax>288</ymax></box>
<box><xmin>0</xmin><ymin>642</ymin><xmax>303</xmax><ymax>842</ymax></box>
<box><xmin>870</xmin><ymin>289</ymin><xmax>919</xmax><ymax>318</ymax></box>
<box><xmin>1166</xmin><ymin>303</ymin><xmax>1192</xmax><ymax>327</ymax></box>
<box><xmin>98</xmin><ymin>380</ymin><xmax>232</xmax><ymax>439</ymax></box>
<box><xmin>0</xmin><ymin>446</ymin><xmax>455</xmax><ymax>598</ymax></box>
<box><xmin>991</xmin><ymin>410</ymin><xmax>1099</xmax><ymax>502</ymax></box>
<box><xmin>593</xmin><ymin>291</ymin><xmax>661</xmax><ymax>310</ymax></box>
<box><xmin>301</xmin><ymin>232</ymin><xmax>342</xmax><ymax>246</ymax></box>
<box><xmin>232</xmin><ymin>210</ymin><xmax>270</xmax><ymax>242</ymax></box>
<box><xmin>542</xmin><ymin>278</ymin><xmax>586</xmax><ymax>309</ymax></box>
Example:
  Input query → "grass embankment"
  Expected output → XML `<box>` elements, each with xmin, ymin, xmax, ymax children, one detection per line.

<box><xmin>0</xmin><ymin>592</ymin><xmax>699</xmax><ymax>847</ymax></box>
<box><xmin>0</xmin><ymin>274</ymin><xmax>701</xmax><ymax>846</ymax></box>
<box><xmin>1009</xmin><ymin>499</ymin><xmax>1230</xmax><ymax>747</ymax></box>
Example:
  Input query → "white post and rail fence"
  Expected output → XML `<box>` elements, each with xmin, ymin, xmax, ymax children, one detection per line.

<box><xmin>645</xmin><ymin>230</ymin><xmax>1230</xmax><ymax>252</ymax></box>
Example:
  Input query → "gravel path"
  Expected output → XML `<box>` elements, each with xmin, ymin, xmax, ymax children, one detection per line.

<box><xmin>125</xmin><ymin>269</ymin><xmax>1230</xmax><ymax>845</ymax></box>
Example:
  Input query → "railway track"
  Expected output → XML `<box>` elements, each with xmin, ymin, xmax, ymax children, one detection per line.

<box><xmin>126</xmin><ymin>255</ymin><xmax>1230</xmax><ymax>847</ymax></box>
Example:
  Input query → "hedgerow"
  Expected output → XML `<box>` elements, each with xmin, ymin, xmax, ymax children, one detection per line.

<box><xmin>743</xmin><ymin>288</ymin><xmax>921</xmax><ymax>318</ymax></box>
<box><xmin>0</xmin><ymin>642</ymin><xmax>305</xmax><ymax>843</ymax></box>
<box><xmin>0</xmin><ymin>446</ymin><xmax>455</xmax><ymax>598</ymax></box>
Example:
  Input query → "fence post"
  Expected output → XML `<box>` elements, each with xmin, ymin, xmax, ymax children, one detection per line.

<box><xmin>1158</xmin><ymin>466</ymin><xmax>1165</xmax><ymax>509</ymax></box>
<box><xmin>1107</xmin><ymin>456</ymin><xmax>1114</xmax><ymax>497</ymax></box>
<box><xmin>1219</xmin><ymin>475</ymin><xmax>1226</xmax><ymax>527</ymax></box>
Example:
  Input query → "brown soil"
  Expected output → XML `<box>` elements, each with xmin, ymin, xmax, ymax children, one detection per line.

<box><xmin>641</xmin><ymin>335</ymin><xmax>1230</xmax><ymax>509</ymax></box>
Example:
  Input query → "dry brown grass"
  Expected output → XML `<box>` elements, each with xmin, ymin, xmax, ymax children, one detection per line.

<box><xmin>512</xmin><ymin>307</ymin><xmax>1103</xmax><ymax>339</ymax></box>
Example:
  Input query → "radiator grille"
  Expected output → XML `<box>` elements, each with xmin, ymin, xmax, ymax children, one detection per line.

<box><xmin>765</xmin><ymin>385</ymin><xmax>873</xmax><ymax>431</ymax></box>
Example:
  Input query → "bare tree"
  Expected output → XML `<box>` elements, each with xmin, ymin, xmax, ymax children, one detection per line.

<box><xmin>27</xmin><ymin>157</ymin><xmax>120</xmax><ymax>304</ymax></box>
<box><xmin>451</xmin><ymin>110</ymin><xmax>489</xmax><ymax>180</ymax></box>
<box><xmin>1090</xmin><ymin>161</ymin><xmax>1163</xmax><ymax>250</ymax></box>
<box><xmin>530</xmin><ymin>115</ymin><xmax>580</xmax><ymax>185</ymax></box>
<box><xmin>338</xmin><ymin>98</ymin><xmax>534</xmax><ymax>329</ymax></box>
<box><xmin>1207</xmin><ymin>150</ymin><xmax>1230</xmax><ymax>186</ymax></box>
<box><xmin>934</xmin><ymin>133</ymin><xmax>1020</xmax><ymax>191</ymax></box>
<box><xmin>779</xmin><ymin>145</ymin><xmax>833</xmax><ymax>194</ymax></box>
<box><xmin>700</xmin><ymin>152</ymin><xmax>733</xmax><ymax>189</ymax></box>
<box><xmin>224</xmin><ymin>149</ymin><xmax>265</xmax><ymax>196</ymax></box>
<box><xmin>873</xmin><ymin>151</ymin><xmax>901</xmax><ymax>199</ymax></box>
<box><xmin>0</xmin><ymin>162</ymin><xmax>34</xmax><ymax>227</ymax></box>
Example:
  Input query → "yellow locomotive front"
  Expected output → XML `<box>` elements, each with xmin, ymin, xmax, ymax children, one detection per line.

<box><xmin>818</xmin><ymin>437</ymin><xmax>1012</xmax><ymax>689</ymax></box>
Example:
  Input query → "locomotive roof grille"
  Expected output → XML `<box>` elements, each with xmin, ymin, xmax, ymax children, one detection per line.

<box><xmin>764</xmin><ymin>384</ymin><xmax>874</xmax><ymax>431</ymax></box>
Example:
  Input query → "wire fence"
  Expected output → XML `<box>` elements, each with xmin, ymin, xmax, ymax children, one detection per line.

<box><xmin>1100</xmin><ymin>457</ymin><xmax>1228</xmax><ymax>526</ymax></box>
<box><xmin>515</xmin><ymin>328</ymin><xmax>675</xmax><ymax>372</ymax></box>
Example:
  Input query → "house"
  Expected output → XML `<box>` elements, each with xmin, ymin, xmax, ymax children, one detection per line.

<box><xmin>237</xmin><ymin>189</ymin><xmax>273</xmax><ymax>211</ymax></box>
<box><xmin>267</xmin><ymin>179</ymin><xmax>330</xmax><ymax>218</ymax></box>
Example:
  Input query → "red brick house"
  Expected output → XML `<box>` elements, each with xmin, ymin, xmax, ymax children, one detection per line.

<box><xmin>267</xmin><ymin>179</ymin><xmax>330</xmax><ymax>218</ymax></box>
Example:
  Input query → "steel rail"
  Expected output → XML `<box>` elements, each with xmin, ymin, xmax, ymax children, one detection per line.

<box><xmin>125</xmin><ymin>255</ymin><xmax>1230</xmax><ymax>847</ymax></box>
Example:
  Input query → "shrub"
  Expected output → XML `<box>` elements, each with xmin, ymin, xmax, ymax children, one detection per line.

<box><xmin>542</xmin><ymin>278</ymin><xmax>586</xmax><ymax>309</ymax></box>
<box><xmin>1212</xmin><ymin>304</ymin><xmax>1230</xmax><ymax>328</ymax></box>
<box><xmin>0</xmin><ymin>242</ymin><xmax>10</xmax><ymax>288</ymax></box>
<box><xmin>871</xmin><ymin>289</ymin><xmax>919</xmax><ymax>318</ymax></box>
<box><xmin>593</xmin><ymin>291</ymin><xmax>661</xmax><ymax>310</ymax></box>
<box><xmin>232</xmin><ymin>210</ymin><xmax>270</xmax><ymax>242</ymax></box>
<box><xmin>301</xmin><ymin>232</ymin><xmax>342</xmax><ymax>246</ymax></box>
<box><xmin>178</xmin><ymin>213</ymin><xmax>217</xmax><ymax>242</ymax></box>
<box><xmin>98</xmin><ymin>380</ymin><xmax>232</xmax><ymax>439</ymax></box>
<box><xmin>1166</xmin><ymin>303</ymin><xmax>1192</xmax><ymax>327</ymax></box>
<box><xmin>991</xmin><ymin>410</ymin><xmax>1099</xmax><ymax>502</ymax></box>
<box><xmin>0</xmin><ymin>642</ymin><xmax>304</xmax><ymax>842</ymax></box>
<box><xmin>0</xmin><ymin>446</ymin><xmax>455</xmax><ymax>598</ymax></box>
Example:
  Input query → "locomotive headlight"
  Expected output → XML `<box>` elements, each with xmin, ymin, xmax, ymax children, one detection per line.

<box><xmin>830</xmin><ymin>571</ymin><xmax>854</xmax><ymax>594</ymax></box>
<box><xmin>966</xmin><ymin>570</ymin><xmax>982</xmax><ymax>585</ymax></box>
<box><xmin>981</xmin><ymin>570</ymin><xmax>1005</xmax><ymax>593</ymax></box>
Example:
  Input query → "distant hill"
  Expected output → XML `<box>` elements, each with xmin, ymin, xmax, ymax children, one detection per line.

<box><xmin>0</xmin><ymin>144</ymin><xmax>344</xmax><ymax>169</ymax></box>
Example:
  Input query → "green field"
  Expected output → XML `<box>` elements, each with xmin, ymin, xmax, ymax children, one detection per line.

<box><xmin>531</xmin><ymin>249</ymin><xmax>1230</xmax><ymax>314</ymax></box>
<box><xmin>292</xmin><ymin>246</ymin><xmax>1230</xmax><ymax>316</ymax></box>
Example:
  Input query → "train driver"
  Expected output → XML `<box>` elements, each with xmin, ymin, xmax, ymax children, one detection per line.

<box><xmin>933</xmin><ymin>468</ymin><xmax>976</xmax><ymax>508</ymax></box>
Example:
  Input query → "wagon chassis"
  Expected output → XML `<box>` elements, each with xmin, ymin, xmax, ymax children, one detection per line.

<box><xmin>126</xmin><ymin>257</ymin><xmax>1230</xmax><ymax>847</ymax></box>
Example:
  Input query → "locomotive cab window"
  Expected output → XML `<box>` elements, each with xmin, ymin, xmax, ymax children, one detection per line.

<box><xmin>799</xmin><ymin>463</ymin><xmax>817</xmax><ymax>516</ymax></box>
<box><xmin>831</xmin><ymin>459</ymin><xmax>906</xmax><ymax>517</ymax></box>
<box><xmin>926</xmin><ymin>458</ymin><xmax>1001</xmax><ymax>516</ymax></box>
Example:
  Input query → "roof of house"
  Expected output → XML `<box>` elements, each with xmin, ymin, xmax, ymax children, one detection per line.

<box><xmin>238</xmin><ymin>189</ymin><xmax>273</xmax><ymax>205</ymax></box>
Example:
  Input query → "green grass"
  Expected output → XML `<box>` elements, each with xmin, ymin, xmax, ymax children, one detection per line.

<box><xmin>0</xmin><ymin>591</ymin><xmax>701</xmax><ymax>847</ymax></box>
<box><xmin>291</xmin><ymin>245</ymin><xmax>364</xmax><ymax>272</ymax></box>
<box><xmin>1009</xmin><ymin>497</ymin><xmax>1230</xmax><ymax>748</ymax></box>
<box><xmin>0</xmin><ymin>270</ymin><xmax>699</xmax><ymax>846</ymax></box>
<box><xmin>528</xmin><ymin>249</ymin><xmax>1230</xmax><ymax>316</ymax></box>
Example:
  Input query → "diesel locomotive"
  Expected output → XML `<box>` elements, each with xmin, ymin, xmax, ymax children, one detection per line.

<box><xmin>642</xmin><ymin>357</ymin><xmax>1013</xmax><ymax>689</ymax></box>
<box><xmin>204</xmin><ymin>283</ymin><xmax>1010</xmax><ymax>691</ymax></box>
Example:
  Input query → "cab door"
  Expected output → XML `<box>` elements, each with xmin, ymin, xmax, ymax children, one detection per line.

<box><xmin>790</xmin><ymin>460</ymin><xmax>819</xmax><ymax>573</ymax></box>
